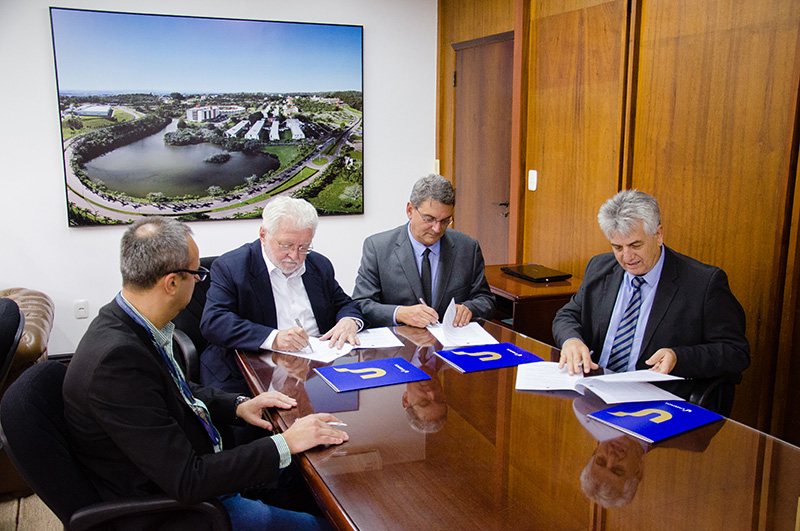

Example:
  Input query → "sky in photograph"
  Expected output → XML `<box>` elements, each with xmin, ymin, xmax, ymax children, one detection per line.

<box><xmin>50</xmin><ymin>8</ymin><xmax>363</xmax><ymax>95</ymax></box>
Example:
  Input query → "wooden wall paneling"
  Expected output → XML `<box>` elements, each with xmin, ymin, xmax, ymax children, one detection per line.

<box><xmin>772</xmin><ymin>91</ymin><xmax>800</xmax><ymax>444</ymax></box>
<box><xmin>437</xmin><ymin>0</ymin><xmax>515</xmax><ymax>186</ymax></box>
<box><xmin>628</xmin><ymin>0</ymin><xmax>800</xmax><ymax>429</ymax></box>
<box><xmin>509</xmin><ymin>0</ymin><xmax>530</xmax><ymax>263</ymax></box>
<box><xmin>523</xmin><ymin>0</ymin><xmax>629</xmax><ymax>275</ymax></box>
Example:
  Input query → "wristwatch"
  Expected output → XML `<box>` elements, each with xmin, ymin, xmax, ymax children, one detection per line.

<box><xmin>235</xmin><ymin>395</ymin><xmax>250</xmax><ymax>416</ymax></box>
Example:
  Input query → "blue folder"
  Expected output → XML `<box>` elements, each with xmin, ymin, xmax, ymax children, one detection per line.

<box><xmin>588</xmin><ymin>400</ymin><xmax>723</xmax><ymax>443</ymax></box>
<box><xmin>434</xmin><ymin>342</ymin><xmax>542</xmax><ymax>373</ymax></box>
<box><xmin>314</xmin><ymin>357</ymin><xmax>430</xmax><ymax>393</ymax></box>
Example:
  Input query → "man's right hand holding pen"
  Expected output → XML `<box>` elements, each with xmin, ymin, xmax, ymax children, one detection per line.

<box><xmin>272</xmin><ymin>321</ymin><xmax>312</xmax><ymax>352</ymax></box>
<box><xmin>395</xmin><ymin>298</ymin><xmax>439</xmax><ymax>328</ymax></box>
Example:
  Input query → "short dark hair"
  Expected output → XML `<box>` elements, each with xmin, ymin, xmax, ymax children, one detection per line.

<box><xmin>120</xmin><ymin>217</ymin><xmax>193</xmax><ymax>290</ymax></box>
<box><xmin>409</xmin><ymin>174</ymin><xmax>455</xmax><ymax>207</ymax></box>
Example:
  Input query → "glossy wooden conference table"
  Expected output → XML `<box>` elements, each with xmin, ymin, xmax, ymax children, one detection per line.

<box><xmin>236</xmin><ymin>321</ymin><xmax>800</xmax><ymax>530</ymax></box>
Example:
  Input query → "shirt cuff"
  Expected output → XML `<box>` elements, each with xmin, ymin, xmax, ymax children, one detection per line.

<box><xmin>261</xmin><ymin>330</ymin><xmax>279</xmax><ymax>351</ymax></box>
<box><xmin>392</xmin><ymin>306</ymin><xmax>400</xmax><ymax>326</ymax></box>
<box><xmin>270</xmin><ymin>433</ymin><xmax>292</xmax><ymax>469</ymax></box>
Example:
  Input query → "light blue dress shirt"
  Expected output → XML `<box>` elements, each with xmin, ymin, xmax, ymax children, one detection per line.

<box><xmin>598</xmin><ymin>246</ymin><xmax>666</xmax><ymax>372</ymax></box>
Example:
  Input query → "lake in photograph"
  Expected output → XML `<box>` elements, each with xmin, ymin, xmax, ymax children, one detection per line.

<box><xmin>83</xmin><ymin>120</ymin><xmax>279</xmax><ymax>198</ymax></box>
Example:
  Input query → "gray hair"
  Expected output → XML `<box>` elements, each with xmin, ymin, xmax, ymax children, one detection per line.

<box><xmin>580</xmin><ymin>455</ymin><xmax>641</xmax><ymax>508</ymax></box>
<box><xmin>120</xmin><ymin>217</ymin><xmax>193</xmax><ymax>290</ymax></box>
<box><xmin>405</xmin><ymin>404</ymin><xmax>448</xmax><ymax>434</ymax></box>
<box><xmin>261</xmin><ymin>196</ymin><xmax>318</xmax><ymax>235</ymax></box>
<box><xmin>597</xmin><ymin>190</ymin><xmax>661</xmax><ymax>239</ymax></box>
<box><xmin>409</xmin><ymin>174</ymin><xmax>455</xmax><ymax>208</ymax></box>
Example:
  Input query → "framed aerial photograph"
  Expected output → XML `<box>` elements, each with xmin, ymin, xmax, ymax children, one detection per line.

<box><xmin>50</xmin><ymin>8</ymin><xmax>363</xmax><ymax>226</ymax></box>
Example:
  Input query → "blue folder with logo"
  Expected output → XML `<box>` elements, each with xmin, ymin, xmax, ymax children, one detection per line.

<box><xmin>314</xmin><ymin>357</ymin><xmax>431</xmax><ymax>393</ymax></box>
<box><xmin>587</xmin><ymin>400</ymin><xmax>723</xmax><ymax>443</ymax></box>
<box><xmin>434</xmin><ymin>342</ymin><xmax>542</xmax><ymax>373</ymax></box>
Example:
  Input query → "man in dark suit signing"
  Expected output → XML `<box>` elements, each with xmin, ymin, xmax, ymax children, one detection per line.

<box><xmin>352</xmin><ymin>174</ymin><xmax>495</xmax><ymax>328</ymax></box>
<box><xmin>200</xmin><ymin>196</ymin><xmax>363</xmax><ymax>396</ymax></box>
<box><xmin>552</xmin><ymin>190</ymin><xmax>749</xmax><ymax>390</ymax></box>
<box><xmin>64</xmin><ymin>217</ymin><xmax>346</xmax><ymax>530</ymax></box>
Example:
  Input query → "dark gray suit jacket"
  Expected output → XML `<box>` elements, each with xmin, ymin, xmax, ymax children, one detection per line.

<box><xmin>352</xmin><ymin>224</ymin><xmax>495</xmax><ymax>327</ymax></box>
<box><xmin>552</xmin><ymin>246</ymin><xmax>749</xmax><ymax>380</ymax></box>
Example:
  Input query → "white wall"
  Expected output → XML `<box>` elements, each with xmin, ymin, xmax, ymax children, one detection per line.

<box><xmin>0</xmin><ymin>0</ymin><xmax>438</xmax><ymax>354</ymax></box>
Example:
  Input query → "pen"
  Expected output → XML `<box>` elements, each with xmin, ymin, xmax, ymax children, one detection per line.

<box><xmin>419</xmin><ymin>297</ymin><xmax>428</xmax><ymax>306</ymax></box>
<box><xmin>327</xmin><ymin>421</ymin><xmax>347</xmax><ymax>427</ymax></box>
<box><xmin>294</xmin><ymin>318</ymin><xmax>314</xmax><ymax>352</ymax></box>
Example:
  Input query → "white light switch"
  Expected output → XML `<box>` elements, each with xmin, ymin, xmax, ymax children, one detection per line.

<box><xmin>528</xmin><ymin>170</ymin><xmax>538</xmax><ymax>191</ymax></box>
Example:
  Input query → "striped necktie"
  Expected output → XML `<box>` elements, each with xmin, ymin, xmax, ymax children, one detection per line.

<box><xmin>607</xmin><ymin>276</ymin><xmax>645</xmax><ymax>373</ymax></box>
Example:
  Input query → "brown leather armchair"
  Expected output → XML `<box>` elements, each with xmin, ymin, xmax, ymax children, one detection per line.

<box><xmin>0</xmin><ymin>287</ymin><xmax>55</xmax><ymax>498</ymax></box>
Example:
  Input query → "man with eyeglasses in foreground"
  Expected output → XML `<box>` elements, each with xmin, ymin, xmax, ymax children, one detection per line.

<box><xmin>63</xmin><ymin>216</ymin><xmax>345</xmax><ymax>530</ymax></box>
<box><xmin>353</xmin><ymin>174</ymin><xmax>495</xmax><ymax>328</ymax></box>
<box><xmin>200</xmin><ymin>196</ymin><xmax>363</xmax><ymax>396</ymax></box>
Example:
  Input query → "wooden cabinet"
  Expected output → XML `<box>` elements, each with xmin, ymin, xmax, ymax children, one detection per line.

<box><xmin>485</xmin><ymin>265</ymin><xmax>580</xmax><ymax>346</ymax></box>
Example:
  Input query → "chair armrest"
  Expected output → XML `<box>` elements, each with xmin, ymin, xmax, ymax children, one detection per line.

<box><xmin>688</xmin><ymin>373</ymin><xmax>742</xmax><ymax>416</ymax></box>
<box><xmin>173</xmin><ymin>328</ymin><xmax>200</xmax><ymax>383</ymax></box>
<box><xmin>69</xmin><ymin>496</ymin><xmax>231</xmax><ymax>531</ymax></box>
<box><xmin>0</xmin><ymin>288</ymin><xmax>55</xmax><ymax>364</ymax></box>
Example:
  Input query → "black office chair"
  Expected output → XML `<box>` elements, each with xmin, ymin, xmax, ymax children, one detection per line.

<box><xmin>0</xmin><ymin>361</ymin><xmax>231</xmax><ymax>531</ymax></box>
<box><xmin>689</xmin><ymin>373</ymin><xmax>742</xmax><ymax>417</ymax></box>
<box><xmin>173</xmin><ymin>256</ymin><xmax>217</xmax><ymax>382</ymax></box>
<box><xmin>0</xmin><ymin>298</ymin><xmax>24</xmax><ymax>394</ymax></box>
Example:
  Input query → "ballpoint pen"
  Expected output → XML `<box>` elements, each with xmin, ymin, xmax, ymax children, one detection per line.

<box><xmin>326</xmin><ymin>421</ymin><xmax>347</xmax><ymax>427</ymax></box>
<box><xmin>294</xmin><ymin>318</ymin><xmax>314</xmax><ymax>352</ymax></box>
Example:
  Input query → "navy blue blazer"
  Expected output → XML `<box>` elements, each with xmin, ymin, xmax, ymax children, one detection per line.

<box><xmin>200</xmin><ymin>239</ymin><xmax>362</xmax><ymax>394</ymax></box>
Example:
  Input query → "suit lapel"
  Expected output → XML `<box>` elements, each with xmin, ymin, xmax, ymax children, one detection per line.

<box><xmin>301</xmin><ymin>256</ymin><xmax>325</xmax><ymax>325</ymax></box>
<box><xmin>595</xmin><ymin>263</ymin><xmax>624</xmax><ymax>347</ymax></box>
<box><xmin>394</xmin><ymin>228</ymin><xmax>425</xmax><ymax>301</ymax></box>
<box><xmin>639</xmin><ymin>247</ymin><xmax>677</xmax><ymax>358</ymax></box>
<box><xmin>248</xmin><ymin>241</ymin><xmax>278</xmax><ymax>325</ymax></box>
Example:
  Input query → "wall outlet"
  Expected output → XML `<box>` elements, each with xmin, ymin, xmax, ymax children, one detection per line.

<box><xmin>74</xmin><ymin>299</ymin><xmax>89</xmax><ymax>319</ymax></box>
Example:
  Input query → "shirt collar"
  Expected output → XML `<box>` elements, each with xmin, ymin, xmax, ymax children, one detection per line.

<box><xmin>117</xmin><ymin>293</ymin><xmax>175</xmax><ymax>350</ymax></box>
<box><xmin>406</xmin><ymin>222</ymin><xmax>442</xmax><ymax>257</ymax></box>
<box><xmin>623</xmin><ymin>244</ymin><xmax>666</xmax><ymax>287</ymax></box>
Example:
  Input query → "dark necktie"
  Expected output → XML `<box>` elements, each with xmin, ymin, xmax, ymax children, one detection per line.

<box><xmin>607</xmin><ymin>276</ymin><xmax>645</xmax><ymax>373</ymax></box>
<box><xmin>421</xmin><ymin>247</ymin><xmax>432</xmax><ymax>306</ymax></box>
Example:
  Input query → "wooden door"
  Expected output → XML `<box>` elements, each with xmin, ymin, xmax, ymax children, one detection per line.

<box><xmin>453</xmin><ymin>32</ymin><xmax>514</xmax><ymax>265</ymax></box>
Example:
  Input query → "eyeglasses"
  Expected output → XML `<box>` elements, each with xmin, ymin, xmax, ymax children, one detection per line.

<box><xmin>415</xmin><ymin>206</ymin><xmax>453</xmax><ymax>228</ymax></box>
<box><xmin>273</xmin><ymin>241</ymin><xmax>314</xmax><ymax>255</ymax></box>
<box><xmin>169</xmin><ymin>266</ymin><xmax>210</xmax><ymax>282</ymax></box>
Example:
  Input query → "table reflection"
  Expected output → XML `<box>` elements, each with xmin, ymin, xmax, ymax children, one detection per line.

<box><xmin>235</xmin><ymin>322</ymin><xmax>800</xmax><ymax>530</ymax></box>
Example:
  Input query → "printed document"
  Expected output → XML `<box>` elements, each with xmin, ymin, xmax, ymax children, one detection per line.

<box><xmin>354</xmin><ymin>327</ymin><xmax>404</xmax><ymax>349</ymax></box>
<box><xmin>515</xmin><ymin>361</ymin><xmax>683</xmax><ymax>404</ymax></box>
<box><xmin>427</xmin><ymin>298</ymin><xmax>499</xmax><ymax>347</ymax></box>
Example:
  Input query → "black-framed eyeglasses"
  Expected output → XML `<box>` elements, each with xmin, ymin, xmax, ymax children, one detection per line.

<box><xmin>415</xmin><ymin>206</ymin><xmax>453</xmax><ymax>228</ymax></box>
<box><xmin>169</xmin><ymin>266</ymin><xmax>210</xmax><ymax>282</ymax></box>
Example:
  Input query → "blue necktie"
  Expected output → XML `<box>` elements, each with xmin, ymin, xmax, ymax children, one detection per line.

<box><xmin>607</xmin><ymin>276</ymin><xmax>645</xmax><ymax>372</ymax></box>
